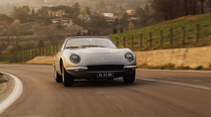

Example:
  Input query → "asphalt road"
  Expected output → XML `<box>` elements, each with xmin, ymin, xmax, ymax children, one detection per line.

<box><xmin>0</xmin><ymin>64</ymin><xmax>211</xmax><ymax>117</ymax></box>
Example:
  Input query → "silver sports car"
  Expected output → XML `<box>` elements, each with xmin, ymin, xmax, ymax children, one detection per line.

<box><xmin>53</xmin><ymin>37</ymin><xmax>136</xmax><ymax>87</ymax></box>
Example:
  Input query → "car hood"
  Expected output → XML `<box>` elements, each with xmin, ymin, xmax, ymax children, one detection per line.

<box><xmin>63</xmin><ymin>47</ymin><xmax>135</xmax><ymax>66</ymax></box>
<box><xmin>69</xmin><ymin>47</ymin><xmax>124</xmax><ymax>54</ymax></box>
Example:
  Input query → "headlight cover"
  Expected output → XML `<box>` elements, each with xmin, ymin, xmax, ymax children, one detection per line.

<box><xmin>125</xmin><ymin>52</ymin><xmax>134</xmax><ymax>62</ymax></box>
<box><xmin>70</xmin><ymin>54</ymin><xmax>81</xmax><ymax>64</ymax></box>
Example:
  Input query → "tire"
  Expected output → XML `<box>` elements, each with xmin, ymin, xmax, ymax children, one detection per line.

<box><xmin>56</xmin><ymin>72</ymin><xmax>63</xmax><ymax>83</ymax></box>
<box><xmin>54</xmin><ymin>66</ymin><xmax>62</xmax><ymax>83</ymax></box>
<box><xmin>62</xmin><ymin>65</ymin><xmax>74</xmax><ymax>87</ymax></box>
<box><xmin>123</xmin><ymin>69</ymin><xmax>136</xmax><ymax>84</ymax></box>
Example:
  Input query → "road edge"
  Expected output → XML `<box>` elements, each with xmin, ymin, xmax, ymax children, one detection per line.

<box><xmin>0</xmin><ymin>72</ymin><xmax>23</xmax><ymax>114</ymax></box>
<box><xmin>138</xmin><ymin>68</ymin><xmax>211</xmax><ymax>73</ymax></box>
<box><xmin>142</xmin><ymin>78</ymin><xmax>211</xmax><ymax>91</ymax></box>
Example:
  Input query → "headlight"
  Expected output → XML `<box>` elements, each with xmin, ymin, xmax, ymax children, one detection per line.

<box><xmin>125</xmin><ymin>52</ymin><xmax>134</xmax><ymax>62</ymax></box>
<box><xmin>70</xmin><ymin>54</ymin><xmax>81</xmax><ymax>64</ymax></box>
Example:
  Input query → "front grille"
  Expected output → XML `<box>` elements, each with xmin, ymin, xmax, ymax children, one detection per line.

<box><xmin>87</xmin><ymin>65</ymin><xmax>124</xmax><ymax>71</ymax></box>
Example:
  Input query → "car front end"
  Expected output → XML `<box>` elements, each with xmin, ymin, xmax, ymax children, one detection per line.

<box><xmin>65</xmin><ymin>64</ymin><xmax>136</xmax><ymax>79</ymax></box>
<box><xmin>63</xmin><ymin>49</ymin><xmax>136</xmax><ymax>80</ymax></box>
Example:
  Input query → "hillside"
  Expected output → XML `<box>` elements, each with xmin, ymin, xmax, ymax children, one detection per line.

<box><xmin>1</xmin><ymin>13</ymin><xmax>211</xmax><ymax>63</ymax></box>
<box><xmin>109</xmin><ymin>13</ymin><xmax>211</xmax><ymax>50</ymax></box>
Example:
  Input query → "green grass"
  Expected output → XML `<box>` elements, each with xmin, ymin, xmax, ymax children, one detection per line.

<box><xmin>109</xmin><ymin>13</ymin><xmax>211</xmax><ymax>50</ymax></box>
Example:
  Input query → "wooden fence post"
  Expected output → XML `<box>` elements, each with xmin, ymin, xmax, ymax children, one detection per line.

<box><xmin>53</xmin><ymin>46</ymin><xmax>55</xmax><ymax>55</ymax></box>
<box><xmin>27</xmin><ymin>50</ymin><xmax>30</xmax><ymax>60</ymax></box>
<box><xmin>46</xmin><ymin>48</ymin><xmax>48</xmax><ymax>56</ymax></box>
<box><xmin>50</xmin><ymin>46</ymin><xmax>52</xmax><ymax>55</ymax></box>
<box><xmin>140</xmin><ymin>33</ymin><xmax>143</xmax><ymax>48</ymax></box>
<box><xmin>196</xmin><ymin>24</ymin><xmax>200</xmax><ymax>42</ymax></box>
<box><xmin>170</xmin><ymin>28</ymin><xmax>174</xmax><ymax>45</ymax></box>
<box><xmin>52</xmin><ymin>46</ymin><xmax>54</xmax><ymax>55</ymax></box>
<box><xmin>45</xmin><ymin>48</ymin><xmax>47</xmax><ymax>56</ymax></box>
<box><xmin>43</xmin><ymin>48</ymin><xmax>45</xmax><ymax>56</ymax></box>
<box><xmin>50</xmin><ymin>47</ymin><xmax>52</xmax><ymax>55</ymax></box>
<box><xmin>123</xmin><ymin>36</ymin><xmax>126</xmax><ymax>48</ymax></box>
<box><xmin>29</xmin><ymin>49</ymin><xmax>32</xmax><ymax>60</ymax></box>
<box><xmin>39</xmin><ymin>48</ymin><xmax>41</xmax><ymax>56</ymax></box>
<box><xmin>14</xmin><ymin>52</ymin><xmax>18</xmax><ymax>62</ymax></box>
<box><xmin>40</xmin><ymin>48</ymin><xmax>42</xmax><ymax>56</ymax></box>
<box><xmin>116</xmin><ymin>37</ymin><xmax>119</xmax><ymax>48</ymax></box>
<box><xmin>47</xmin><ymin>47</ymin><xmax>50</xmax><ymax>55</ymax></box>
<box><xmin>31</xmin><ymin>49</ymin><xmax>33</xmax><ymax>58</ymax></box>
<box><xmin>160</xmin><ymin>30</ymin><xmax>164</xmax><ymax>48</ymax></box>
<box><xmin>23</xmin><ymin>50</ymin><xmax>26</xmax><ymax>62</ymax></box>
<box><xmin>182</xmin><ymin>26</ymin><xmax>186</xmax><ymax>46</ymax></box>
<box><xmin>42</xmin><ymin>48</ymin><xmax>44</xmax><ymax>56</ymax></box>
<box><xmin>36</xmin><ymin>48</ymin><xmax>39</xmax><ymax>56</ymax></box>
<box><xmin>149</xmin><ymin>32</ymin><xmax>152</xmax><ymax>48</ymax></box>
<box><xmin>21</xmin><ymin>51</ymin><xmax>24</xmax><ymax>62</ymax></box>
<box><xmin>132</xmin><ymin>35</ymin><xmax>134</xmax><ymax>48</ymax></box>
<box><xmin>41</xmin><ymin>48</ymin><xmax>44</xmax><ymax>56</ymax></box>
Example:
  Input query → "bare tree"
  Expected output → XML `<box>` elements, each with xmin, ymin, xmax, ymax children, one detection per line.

<box><xmin>200</xmin><ymin>0</ymin><xmax>205</xmax><ymax>13</ymax></box>
<box><xmin>209</xmin><ymin>0</ymin><xmax>211</xmax><ymax>12</ymax></box>
<box><xmin>151</xmin><ymin>0</ymin><xmax>185</xmax><ymax>21</ymax></box>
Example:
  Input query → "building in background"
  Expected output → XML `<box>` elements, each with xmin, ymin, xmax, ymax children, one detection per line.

<box><xmin>103</xmin><ymin>13</ymin><xmax>117</xmax><ymax>23</ymax></box>
<box><xmin>48</xmin><ymin>9</ymin><xmax>66</xmax><ymax>17</ymax></box>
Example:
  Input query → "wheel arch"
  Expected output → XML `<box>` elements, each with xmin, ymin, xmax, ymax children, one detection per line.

<box><xmin>59</xmin><ymin>58</ymin><xmax>63</xmax><ymax>74</ymax></box>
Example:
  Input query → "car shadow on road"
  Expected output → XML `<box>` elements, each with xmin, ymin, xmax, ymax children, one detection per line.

<box><xmin>69</xmin><ymin>78</ymin><xmax>157</xmax><ymax>88</ymax></box>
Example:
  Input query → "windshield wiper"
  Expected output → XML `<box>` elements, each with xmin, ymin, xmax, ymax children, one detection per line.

<box><xmin>81</xmin><ymin>45</ymin><xmax>105</xmax><ymax>48</ymax></box>
<box><xmin>66</xmin><ymin>46</ymin><xmax>80</xmax><ymax>49</ymax></box>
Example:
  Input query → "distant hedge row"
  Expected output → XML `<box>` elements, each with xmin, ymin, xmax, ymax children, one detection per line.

<box><xmin>0</xmin><ymin>45</ymin><xmax>61</xmax><ymax>63</ymax></box>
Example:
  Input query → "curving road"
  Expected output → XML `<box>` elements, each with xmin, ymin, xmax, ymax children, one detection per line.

<box><xmin>0</xmin><ymin>64</ymin><xmax>211</xmax><ymax>117</ymax></box>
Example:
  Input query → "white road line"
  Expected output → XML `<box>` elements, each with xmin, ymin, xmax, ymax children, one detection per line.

<box><xmin>142</xmin><ymin>78</ymin><xmax>211</xmax><ymax>91</ymax></box>
<box><xmin>138</xmin><ymin>69</ymin><xmax>211</xmax><ymax>73</ymax></box>
<box><xmin>0</xmin><ymin>72</ymin><xmax>23</xmax><ymax>114</ymax></box>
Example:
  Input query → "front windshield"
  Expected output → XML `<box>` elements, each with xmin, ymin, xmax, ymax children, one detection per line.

<box><xmin>65</xmin><ymin>38</ymin><xmax>117</xmax><ymax>49</ymax></box>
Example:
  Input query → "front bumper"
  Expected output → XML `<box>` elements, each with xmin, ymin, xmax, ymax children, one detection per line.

<box><xmin>65</xmin><ymin>65</ymin><xmax>136</xmax><ymax>79</ymax></box>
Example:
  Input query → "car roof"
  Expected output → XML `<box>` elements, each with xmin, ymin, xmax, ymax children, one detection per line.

<box><xmin>66</xmin><ymin>36</ymin><xmax>110</xmax><ymax>40</ymax></box>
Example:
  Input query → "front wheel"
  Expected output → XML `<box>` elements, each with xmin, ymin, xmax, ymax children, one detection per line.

<box><xmin>123</xmin><ymin>69</ymin><xmax>136</xmax><ymax>84</ymax></box>
<box><xmin>62</xmin><ymin>65</ymin><xmax>74</xmax><ymax>87</ymax></box>
<box><xmin>54</xmin><ymin>66</ymin><xmax>62</xmax><ymax>83</ymax></box>
<box><xmin>56</xmin><ymin>72</ymin><xmax>63</xmax><ymax>83</ymax></box>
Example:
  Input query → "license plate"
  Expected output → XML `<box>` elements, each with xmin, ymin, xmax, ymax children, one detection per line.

<box><xmin>97</xmin><ymin>72</ymin><xmax>113</xmax><ymax>78</ymax></box>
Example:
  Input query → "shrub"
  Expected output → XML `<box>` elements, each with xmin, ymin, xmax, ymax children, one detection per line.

<box><xmin>177</xmin><ymin>65</ymin><xmax>190</xmax><ymax>70</ymax></box>
<box><xmin>160</xmin><ymin>63</ymin><xmax>175</xmax><ymax>69</ymax></box>
<box><xmin>195</xmin><ymin>65</ymin><xmax>203</xmax><ymax>70</ymax></box>
<box><xmin>209</xmin><ymin>64</ymin><xmax>211</xmax><ymax>70</ymax></box>
<box><xmin>138</xmin><ymin>63</ymin><xmax>148</xmax><ymax>68</ymax></box>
